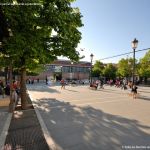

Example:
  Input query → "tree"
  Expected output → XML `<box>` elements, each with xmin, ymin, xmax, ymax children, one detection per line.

<box><xmin>117</xmin><ymin>58</ymin><xmax>134</xmax><ymax>78</ymax></box>
<box><xmin>138</xmin><ymin>50</ymin><xmax>150</xmax><ymax>83</ymax></box>
<box><xmin>26</xmin><ymin>64</ymin><xmax>45</xmax><ymax>76</ymax></box>
<box><xmin>92</xmin><ymin>60</ymin><xmax>104</xmax><ymax>77</ymax></box>
<box><xmin>1</xmin><ymin>0</ymin><xmax>83</xmax><ymax>109</ymax></box>
<box><xmin>103</xmin><ymin>63</ymin><xmax>117</xmax><ymax>80</ymax></box>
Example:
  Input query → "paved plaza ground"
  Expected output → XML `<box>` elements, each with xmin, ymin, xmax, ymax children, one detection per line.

<box><xmin>27</xmin><ymin>83</ymin><xmax>150</xmax><ymax>150</ymax></box>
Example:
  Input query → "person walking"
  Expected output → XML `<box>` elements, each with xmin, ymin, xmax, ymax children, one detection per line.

<box><xmin>46</xmin><ymin>76</ymin><xmax>48</xmax><ymax>85</ymax></box>
<box><xmin>99</xmin><ymin>79</ymin><xmax>104</xmax><ymax>89</ymax></box>
<box><xmin>60</xmin><ymin>79</ymin><xmax>65</xmax><ymax>89</ymax></box>
<box><xmin>131</xmin><ymin>84</ymin><xmax>138</xmax><ymax>99</ymax></box>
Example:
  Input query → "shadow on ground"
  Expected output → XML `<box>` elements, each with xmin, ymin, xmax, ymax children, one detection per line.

<box><xmin>97</xmin><ymin>88</ymin><xmax>127</xmax><ymax>95</ymax></box>
<box><xmin>138</xmin><ymin>95</ymin><xmax>150</xmax><ymax>101</ymax></box>
<box><xmin>138</xmin><ymin>90</ymin><xmax>150</xmax><ymax>94</ymax></box>
<box><xmin>34</xmin><ymin>99</ymin><xmax>150</xmax><ymax>150</ymax></box>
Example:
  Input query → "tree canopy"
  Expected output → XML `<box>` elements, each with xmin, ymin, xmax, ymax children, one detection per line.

<box><xmin>0</xmin><ymin>0</ymin><xmax>83</xmax><ymax>109</ymax></box>
<box><xmin>117</xmin><ymin>58</ymin><xmax>135</xmax><ymax>78</ymax></box>
<box><xmin>138</xmin><ymin>50</ymin><xmax>150</xmax><ymax>78</ymax></box>
<box><xmin>103</xmin><ymin>63</ymin><xmax>117</xmax><ymax>79</ymax></box>
<box><xmin>92</xmin><ymin>60</ymin><xmax>104</xmax><ymax>77</ymax></box>
<box><xmin>1</xmin><ymin>0</ymin><xmax>83</xmax><ymax>69</ymax></box>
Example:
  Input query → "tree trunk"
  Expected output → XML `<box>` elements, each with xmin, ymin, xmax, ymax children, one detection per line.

<box><xmin>9</xmin><ymin>65</ymin><xmax>14</xmax><ymax>112</ymax></box>
<box><xmin>4</xmin><ymin>67</ymin><xmax>8</xmax><ymax>84</ymax></box>
<box><xmin>144</xmin><ymin>77</ymin><xmax>147</xmax><ymax>84</ymax></box>
<box><xmin>20</xmin><ymin>67</ymin><xmax>28</xmax><ymax>109</ymax></box>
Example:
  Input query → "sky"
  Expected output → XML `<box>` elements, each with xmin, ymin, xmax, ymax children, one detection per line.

<box><xmin>62</xmin><ymin>0</ymin><xmax>150</xmax><ymax>64</ymax></box>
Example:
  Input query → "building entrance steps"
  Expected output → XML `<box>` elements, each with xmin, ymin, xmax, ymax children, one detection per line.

<box><xmin>3</xmin><ymin>109</ymin><xmax>49</xmax><ymax>150</ymax></box>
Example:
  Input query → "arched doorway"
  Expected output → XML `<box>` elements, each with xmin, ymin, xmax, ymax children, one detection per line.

<box><xmin>54</xmin><ymin>73</ymin><xmax>62</xmax><ymax>81</ymax></box>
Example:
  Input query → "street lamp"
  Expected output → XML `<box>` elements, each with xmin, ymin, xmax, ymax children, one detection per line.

<box><xmin>90</xmin><ymin>53</ymin><xmax>94</xmax><ymax>84</ymax></box>
<box><xmin>60</xmin><ymin>66</ymin><xmax>63</xmax><ymax>80</ymax></box>
<box><xmin>70</xmin><ymin>62</ymin><xmax>73</xmax><ymax>80</ymax></box>
<box><xmin>131</xmin><ymin>38</ymin><xmax>138</xmax><ymax>85</ymax></box>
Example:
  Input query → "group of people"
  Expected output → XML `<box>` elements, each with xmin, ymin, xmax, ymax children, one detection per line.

<box><xmin>0</xmin><ymin>80</ymin><xmax>20</xmax><ymax>101</ymax></box>
<box><xmin>90</xmin><ymin>78</ymin><xmax>138</xmax><ymax>99</ymax></box>
<box><xmin>107</xmin><ymin>78</ymin><xmax>138</xmax><ymax>99</ymax></box>
<box><xmin>58</xmin><ymin>77</ymin><xmax>138</xmax><ymax>99</ymax></box>
<box><xmin>90</xmin><ymin>79</ymin><xmax>104</xmax><ymax>90</ymax></box>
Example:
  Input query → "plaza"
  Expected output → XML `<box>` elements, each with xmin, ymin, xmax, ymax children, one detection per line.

<box><xmin>1</xmin><ymin>1</ymin><xmax>150</xmax><ymax>149</ymax></box>
<box><xmin>26</xmin><ymin>83</ymin><xmax>150</xmax><ymax>150</ymax></box>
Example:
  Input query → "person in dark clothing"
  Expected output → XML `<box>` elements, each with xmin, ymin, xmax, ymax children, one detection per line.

<box><xmin>5</xmin><ymin>83</ymin><xmax>10</xmax><ymax>95</ymax></box>
<box><xmin>131</xmin><ymin>85</ymin><xmax>138</xmax><ymax>99</ymax></box>
<box><xmin>37</xmin><ymin>78</ymin><xmax>39</xmax><ymax>83</ymax></box>
<box><xmin>46</xmin><ymin>76</ymin><xmax>48</xmax><ymax>85</ymax></box>
<box><xmin>0</xmin><ymin>80</ymin><xmax>4</xmax><ymax>97</ymax></box>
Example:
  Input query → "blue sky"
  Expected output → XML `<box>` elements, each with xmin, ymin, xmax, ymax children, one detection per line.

<box><xmin>70</xmin><ymin>0</ymin><xmax>150</xmax><ymax>63</ymax></box>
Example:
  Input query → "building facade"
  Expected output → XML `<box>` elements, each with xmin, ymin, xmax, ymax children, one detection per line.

<box><xmin>37</xmin><ymin>60</ymin><xmax>91</xmax><ymax>81</ymax></box>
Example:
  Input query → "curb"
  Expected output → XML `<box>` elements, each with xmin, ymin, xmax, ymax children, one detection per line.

<box><xmin>29</xmin><ymin>93</ymin><xmax>62</xmax><ymax>150</ymax></box>
<box><xmin>0</xmin><ymin>112</ymin><xmax>12</xmax><ymax>150</ymax></box>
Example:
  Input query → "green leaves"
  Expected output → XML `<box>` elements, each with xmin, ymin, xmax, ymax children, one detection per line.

<box><xmin>117</xmin><ymin>58</ymin><xmax>131</xmax><ymax>77</ymax></box>
<box><xmin>92</xmin><ymin>60</ymin><xmax>104</xmax><ymax>77</ymax></box>
<box><xmin>1</xmin><ymin>0</ymin><xmax>83</xmax><ymax>71</ymax></box>
<box><xmin>103</xmin><ymin>63</ymin><xmax>117</xmax><ymax>79</ymax></box>
<box><xmin>138</xmin><ymin>50</ymin><xmax>150</xmax><ymax>78</ymax></box>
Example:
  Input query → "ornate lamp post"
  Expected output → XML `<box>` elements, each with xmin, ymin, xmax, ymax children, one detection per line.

<box><xmin>90</xmin><ymin>53</ymin><xmax>94</xmax><ymax>84</ymax></box>
<box><xmin>131</xmin><ymin>38</ymin><xmax>138</xmax><ymax>84</ymax></box>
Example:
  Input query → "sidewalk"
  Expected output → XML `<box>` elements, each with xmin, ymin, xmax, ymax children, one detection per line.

<box><xmin>0</xmin><ymin>95</ymin><xmax>50</xmax><ymax>150</ymax></box>
<box><xmin>0</xmin><ymin>107</ymin><xmax>12</xmax><ymax>150</ymax></box>
<box><xmin>0</xmin><ymin>96</ymin><xmax>12</xmax><ymax>150</ymax></box>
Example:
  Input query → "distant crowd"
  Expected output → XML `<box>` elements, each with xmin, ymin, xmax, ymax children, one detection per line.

<box><xmin>90</xmin><ymin>78</ymin><xmax>138</xmax><ymax>99</ymax></box>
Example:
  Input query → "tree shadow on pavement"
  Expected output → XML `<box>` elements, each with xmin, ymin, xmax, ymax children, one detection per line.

<box><xmin>34</xmin><ymin>99</ymin><xmax>150</xmax><ymax>150</ymax></box>
<box><xmin>138</xmin><ymin>90</ymin><xmax>150</xmax><ymax>94</ymax></box>
<box><xmin>98</xmin><ymin>88</ymin><xmax>126</xmax><ymax>95</ymax></box>
<box><xmin>138</xmin><ymin>95</ymin><xmax>150</xmax><ymax>101</ymax></box>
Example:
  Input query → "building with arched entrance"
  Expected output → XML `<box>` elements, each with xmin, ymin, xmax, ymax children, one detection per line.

<box><xmin>36</xmin><ymin>60</ymin><xmax>91</xmax><ymax>81</ymax></box>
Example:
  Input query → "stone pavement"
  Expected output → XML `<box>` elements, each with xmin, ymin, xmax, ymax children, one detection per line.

<box><xmin>0</xmin><ymin>98</ymin><xmax>12</xmax><ymax>150</ymax></box>
<box><xmin>0</xmin><ymin>94</ymin><xmax>50</xmax><ymax>150</ymax></box>
<box><xmin>3</xmin><ymin>109</ymin><xmax>49</xmax><ymax>150</ymax></box>
<box><xmin>28</xmin><ymin>84</ymin><xmax>150</xmax><ymax>150</ymax></box>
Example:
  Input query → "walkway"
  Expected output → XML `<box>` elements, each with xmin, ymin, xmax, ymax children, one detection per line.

<box><xmin>1</xmin><ymin>84</ymin><xmax>150</xmax><ymax>150</ymax></box>
<box><xmin>28</xmin><ymin>84</ymin><xmax>150</xmax><ymax>150</ymax></box>
<box><xmin>1</xmin><ymin>95</ymin><xmax>50</xmax><ymax>150</ymax></box>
